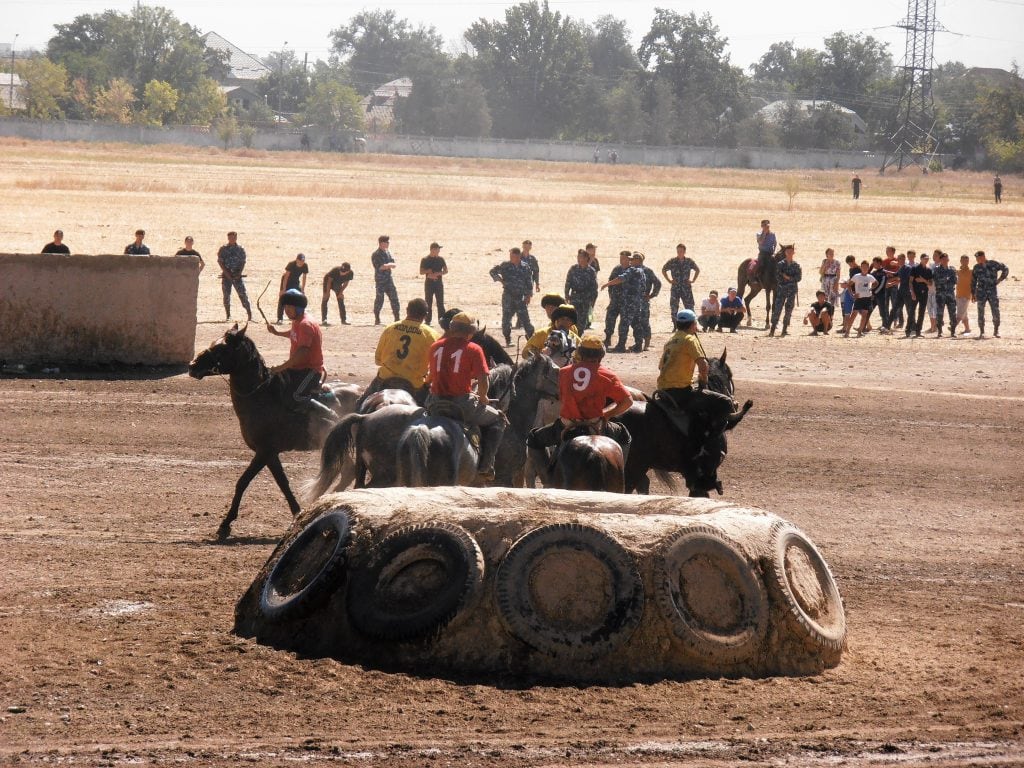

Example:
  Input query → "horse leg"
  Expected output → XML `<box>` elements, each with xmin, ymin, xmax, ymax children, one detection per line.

<box><xmin>744</xmin><ymin>287</ymin><xmax>761</xmax><ymax>326</ymax></box>
<box><xmin>219</xmin><ymin>455</ymin><xmax>267</xmax><ymax>540</ymax></box>
<box><xmin>265</xmin><ymin>453</ymin><xmax>302</xmax><ymax>517</ymax></box>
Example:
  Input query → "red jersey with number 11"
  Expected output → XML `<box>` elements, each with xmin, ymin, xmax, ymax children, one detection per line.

<box><xmin>428</xmin><ymin>337</ymin><xmax>488</xmax><ymax>396</ymax></box>
<box><xmin>559</xmin><ymin>362</ymin><xmax>630</xmax><ymax>420</ymax></box>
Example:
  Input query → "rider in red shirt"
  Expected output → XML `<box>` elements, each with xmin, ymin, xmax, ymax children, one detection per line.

<box><xmin>266</xmin><ymin>289</ymin><xmax>333</xmax><ymax>422</ymax></box>
<box><xmin>426</xmin><ymin>312</ymin><xmax>506</xmax><ymax>481</ymax></box>
<box><xmin>527</xmin><ymin>333</ymin><xmax>633</xmax><ymax>463</ymax></box>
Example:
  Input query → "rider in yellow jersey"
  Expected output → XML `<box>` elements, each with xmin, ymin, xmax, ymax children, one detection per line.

<box><xmin>523</xmin><ymin>304</ymin><xmax>581</xmax><ymax>359</ymax></box>
<box><xmin>360</xmin><ymin>298</ymin><xmax>439</xmax><ymax>405</ymax></box>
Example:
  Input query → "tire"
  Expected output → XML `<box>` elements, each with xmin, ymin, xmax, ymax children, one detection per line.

<box><xmin>347</xmin><ymin>522</ymin><xmax>484</xmax><ymax>641</ymax></box>
<box><xmin>767</xmin><ymin>521</ymin><xmax>847</xmax><ymax>651</ymax></box>
<box><xmin>259</xmin><ymin>509</ymin><xmax>353</xmax><ymax>623</ymax></box>
<box><xmin>654</xmin><ymin>524</ymin><xmax>768</xmax><ymax>664</ymax></box>
<box><xmin>494</xmin><ymin>523</ymin><xmax>644</xmax><ymax>660</ymax></box>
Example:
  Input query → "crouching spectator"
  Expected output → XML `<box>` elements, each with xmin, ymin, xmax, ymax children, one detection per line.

<box><xmin>698</xmin><ymin>290</ymin><xmax>721</xmax><ymax>331</ymax></box>
<box><xmin>804</xmin><ymin>290</ymin><xmax>834</xmax><ymax>335</ymax></box>
<box><xmin>719</xmin><ymin>287</ymin><xmax>745</xmax><ymax>333</ymax></box>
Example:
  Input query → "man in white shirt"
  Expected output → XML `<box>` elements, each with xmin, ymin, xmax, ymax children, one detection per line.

<box><xmin>845</xmin><ymin>260</ymin><xmax>878</xmax><ymax>338</ymax></box>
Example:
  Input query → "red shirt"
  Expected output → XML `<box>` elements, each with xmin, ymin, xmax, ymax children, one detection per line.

<box><xmin>289</xmin><ymin>314</ymin><xmax>324</xmax><ymax>372</ymax></box>
<box><xmin>428</xmin><ymin>338</ymin><xmax>488</xmax><ymax>396</ymax></box>
<box><xmin>559</xmin><ymin>362</ymin><xmax>630</xmax><ymax>421</ymax></box>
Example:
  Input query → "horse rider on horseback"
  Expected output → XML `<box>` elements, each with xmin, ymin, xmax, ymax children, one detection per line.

<box><xmin>656</xmin><ymin>309</ymin><xmax>735</xmax><ymax>436</ymax></box>
<box><xmin>426</xmin><ymin>312</ymin><xmax>507</xmax><ymax>481</ymax></box>
<box><xmin>526</xmin><ymin>333</ymin><xmax>633</xmax><ymax>467</ymax></box>
<box><xmin>751</xmin><ymin>219</ymin><xmax>777</xmax><ymax>282</ymax></box>
<box><xmin>359</xmin><ymin>298</ymin><xmax>439</xmax><ymax>407</ymax></box>
<box><xmin>523</xmin><ymin>303</ymin><xmax>582</xmax><ymax>359</ymax></box>
<box><xmin>265</xmin><ymin>289</ymin><xmax>336</xmax><ymax>423</ymax></box>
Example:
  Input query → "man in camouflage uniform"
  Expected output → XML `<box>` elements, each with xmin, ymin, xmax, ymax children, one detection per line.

<box><xmin>932</xmin><ymin>253</ymin><xmax>958</xmax><ymax>337</ymax></box>
<box><xmin>661</xmin><ymin>243</ymin><xmax>700</xmax><ymax>322</ymax></box>
<box><xmin>490</xmin><ymin>247</ymin><xmax>535</xmax><ymax>346</ymax></box>
<box><xmin>601</xmin><ymin>252</ymin><xmax>646</xmax><ymax>352</ymax></box>
<box><xmin>371</xmin><ymin>235</ymin><xmax>401</xmax><ymax>325</ymax></box>
<box><xmin>971</xmin><ymin>250</ymin><xmax>1010</xmax><ymax>338</ymax></box>
<box><xmin>217</xmin><ymin>231</ymin><xmax>252</xmax><ymax>321</ymax></box>
<box><xmin>564</xmin><ymin>249</ymin><xmax>599</xmax><ymax>331</ymax></box>
<box><xmin>635</xmin><ymin>252</ymin><xmax>662</xmax><ymax>351</ymax></box>
<box><xmin>603</xmin><ymin>250</ymin><xmax>630</xmax><ymax>347</ymax></box>
<box><xmin>521</xmin><ymin>240</ymin><xmax>541</xmax><ymax>293</ymax></box>
<box><xmin>769</xmin><ymin>244</ymin><xmax>802</xmax><ymax>337</ymax></box>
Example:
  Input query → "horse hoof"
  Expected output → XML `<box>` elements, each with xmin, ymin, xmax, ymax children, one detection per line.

<box><xmin>216</xmin><ymin>524</ymin><xmax>232</xmax><ymax>541</ymax></box>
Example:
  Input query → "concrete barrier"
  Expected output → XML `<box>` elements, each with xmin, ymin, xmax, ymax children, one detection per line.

<box><xmin>0</xmin><ymin>253</ymin><xmax>200</xmax><ymax>365</ymax></box>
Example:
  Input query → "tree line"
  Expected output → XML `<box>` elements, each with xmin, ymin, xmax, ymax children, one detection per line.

<box><xmin>4</xmin><ymin>2</ymin><xmax>1022</xmax><ymax>169</ymax></box>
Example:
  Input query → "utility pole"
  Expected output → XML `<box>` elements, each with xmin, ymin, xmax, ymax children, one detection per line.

<box><xmin>9</xmin><ymin>33</ymin><xmax>17</xmax><ymax>111</ymax></box>
<box><xmin>278</xmin><ymin>42</ymin><xmax>288</xmax><ymax>117</ymax></box>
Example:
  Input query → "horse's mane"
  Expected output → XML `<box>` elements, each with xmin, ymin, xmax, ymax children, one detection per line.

<box><xmin>488</xmin><ymin>363</ymin><xmax>515</xmax><ymax>398</ymax></box>
<box><xmin>228</xmin><ymin>328</ymin><xmax>272</xmax><ymax>383</ymax></box>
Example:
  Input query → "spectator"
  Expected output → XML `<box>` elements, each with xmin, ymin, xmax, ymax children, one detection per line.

<box><xmin>869</xmin><ymin>257</ymin><xmax>891</xmax><ymax>334</ymax></box>
<box><xmin>719</xmin><ymin>287</ymin><xmax>745</xmax><ymax>333</ymax></box>
<box><xmin>661</xmin><ymin>243</ymin><xmax>700</xmax><ymax>321</ymax></box>
<box><xmin>839</xmin><ymin>280</ymin><xmax>855</xmax><ymax>335</ymax></box>
<box><xmin>321</xmin><ymin>262</ymin><xmax>353</xmax><ymax>325</ymax></box>
<box><xmin>565</xmin><ymin>249</ymin><xmax>600</xmax><ymax>331</ymax></box>
<box><xmin>277</xmin><ymin>253</ymin><xmax>308</xmax><ymax>324</ymax></box>
<box><xmin>819</xmin><ymin>248</ymin><xmax>841</xmax><ymax>308</ymax></box>
<box><xmin>698</xmin><ymin>290</ymin><xmax>721</xmax><ymax>332</ymax></box>
<box><xmin>994</xmin><ymin>175</ymin><xmax>1002</xmax><ymax>204</ymax></box>
<box><xmin>891</xmin><ymin>253</ymin><xmax>910</xmax><ymax>329</ymax></box>
<box><xmin>635</xmin><ymin>252</ymin><xmax>662</xmax><ymax>350</ymax></box>
<box><xmin>585</xmin><ymin>242</ymin><xmax>600</xmax><ymax>273</ymax></box>
<box><xmin>971</xmin><ymin>250</ymin><xmax>1009</xmax><ymax>338</ymax></box>
<box><xmin>217</xmin><ymin>231</ymin><xmax>252</xmax><ymax>322</ymax></box>
<box><xmin>881</xmin><ymin>246</ymin><xmax>900</xmax><ymax>324</ymax></box>
<box><xmin>955</xmin><ymin>254</ymin><xmax>972</xmax><ymax>335</ymax></box>
<box><xmin>600</xmin><ymin>252</ymin><xmax>646</xmax><ymax>353</ymax></box>
<box><xmin>769</xmin><ymin>244</ymin><xmax>801</xmax><ymax>337</ymax></box>
<box><xmin>846</xmin><ymin>260</ymin><xmax>877</xmax><ymax>338</ymax></box>
<box><xmin>932</xmin><ymin>252</ymin><xmax>958</xmax><ymax>337</ymax></box>
<box><xmin>845</xmin><ymin>254</ymin><xmax>859</xmax><ymax>279</ymax></box>
<box><xmin>174</xmin><ymin>235</ymin><xmax>204</xmax><ymax>270</ymax></box>
<box><xmin>124</xmin><ymin>229</ymin><xmax>150</xmax><ymax>255</ymax></box>
<box><xmin>42</xmin><ymin>229</ymin><xmax>70</xmax><ymax>255</ymax></box>
<box><xmin>852</xmin><ymin>173</ymin><xmax>862</xmax><ymax>199</ymax></box>
<box><xmin>804</xmin><ymin>290</ymin><xmax>834</xmax><ymax>335</ymax></box>
<box><xmin>490</xmin><ymin>247</ymin><xmax>535</xmax><ymax>346</ymax></box>
<box><xmin>371</xmin><ymin>235</ymin><xmax>400</xmax><ymax>325</ymax></box>
<box><xmin>521</xmin><ymin>239</ymin><xmax>541</xmax><ymax>293</ymax></box>
<box><xmin>905</xmin><ymin>253</ymin><xmax>933</xmax><ymax>338</ymax></box>
<box><xmin>419</xmin><ymin>241</ymin><xmax>448</xmax><ymax>325</ymax></box>
<box><xmin>603</xmin><ymin>251</ymin><xmax>630</xmax><ymax>347</ymax></box>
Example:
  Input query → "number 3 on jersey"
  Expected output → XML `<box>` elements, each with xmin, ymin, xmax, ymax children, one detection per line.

<box><xmin>572</xmin><ymin>366</ymin><xmax>592</xmax><ymax>392</ymax></box>
<box><xmin>433</xmin><ymin>345</ymin><xmax>464</xmax><ymax>373</ymax></box>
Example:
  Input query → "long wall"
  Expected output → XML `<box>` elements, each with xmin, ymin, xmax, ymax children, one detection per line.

<box><xmin>0</xmin><ymin>253</ymin><xmax>200</xmax><ymax>366</ymax></box>
<box><xmin>0</xmin><ymin>117</ymin><xmax>919</xmax><ymax>170</ymax></box>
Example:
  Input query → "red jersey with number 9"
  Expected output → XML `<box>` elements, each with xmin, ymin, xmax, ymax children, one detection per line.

<box><xmin>428</xmin><ymin>337</ymin><xmax>488</xmax><ymax>396</ymax></box>
<box><xmin>559</xmin><ymin>362</ymin><xmax>630</xmax><ymax>420</ymax></box>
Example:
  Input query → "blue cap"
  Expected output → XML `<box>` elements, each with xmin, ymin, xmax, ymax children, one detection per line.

<box><xmin>676</xmin><ymin>309</ymin><xmax>697</xmax><ymax>323</ymax></box>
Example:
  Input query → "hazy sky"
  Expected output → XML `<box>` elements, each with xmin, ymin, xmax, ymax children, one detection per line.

<box><xmin>6</xmin><ymin>0</ymin><xmax>1023</xmax><ymax>73</ymax></box>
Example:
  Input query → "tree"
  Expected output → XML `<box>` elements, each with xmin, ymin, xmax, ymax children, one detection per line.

<box><xmin>92</xmin><ymin>78</ymin><xmax>135</xmax><ymax>123</ymax></box>
<box><xmin>818</xmin><ymin>33</ymin><xmax>892</xmax><ymax>108</ymax></box>
<box><xmin>172</xmin><ymin>76</ymin><xmax>227</xmax><ymax>126</ymax></box>
<box><xmin>330</xmin><ymin>10</ymin><xmax>444</xmax><ymax>91</ymax></box>
<box><xmin>215</xmin><ymin>113</ymin><xmax>238</xmax><ymax>149</ymax></box>
<box><xmin>750</xmin><ymin>41</ymin><xmax>820</xmax><ymax>95</ymax></box>
<box><xmin>643</xmin><ymin>77</ymin><xmax>677</xmax><ymax>145</ymax></box>
<box><xmin>466</xmin><ymin>1</ymin><xmax>592</xmax><ymax>139</ymax></box>
<box><xmin>17</xmin><ymin>57</ymin><xmax>69</xmax><ymax>119</ymax></box>
<box><xmin>638</xmin><ymin>10</ymin><xmax>745</xmax><ymax>145</ymax></box>
<box><xmin>588</xmin><ymin>15</ymin><xmax>640</xmax><ymax>82</ymax></box>
<box><xmin>393</xmin><ymin>56</ymin><xmax>492</xmax><ymax>137</ymax></box>
<box><xmin>259</xmin><ymin>49</ymin><xmax>311</xmax><ymax>114</ymax></box>
<box><xmin>140</xmin><ymin>79</ymin><xmax>179</xmax><ymax>125</ymax></box>
<box><xmin>301</xmin><ymin>79</ymin><xmax>364</xmax><ymax>132</ymax></box>
<box><xmin>604</xmin><ymin>78</ymin><xmax>645</xmax><ymax>143</ymax></box>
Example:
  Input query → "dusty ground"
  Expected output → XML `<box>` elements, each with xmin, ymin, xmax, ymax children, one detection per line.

<box><xmin>1</xmin><ymin>142</ymin><xmax>1022</xmax><ymax>766</ymax></box>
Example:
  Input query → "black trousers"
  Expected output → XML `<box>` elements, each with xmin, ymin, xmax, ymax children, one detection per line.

<box><xmin>424</xmin><ymin>280</ymin><xmax>445</xmax><ymax>324</ymax></box>
<box><xmin>905</xmin><ymin>297</ymin><xmax>927</xmax><ymax>335</ymax></box>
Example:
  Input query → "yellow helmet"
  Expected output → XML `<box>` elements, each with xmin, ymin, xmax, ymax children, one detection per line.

<box><xmin>448</xmin><ymin>312</ymin><xmax>476</xmax><ymax>335</ymax></box>
<box><xmin>578</xmin><ymin>334</ymin><xmax>605</xmax><ymax>351</ymax></box>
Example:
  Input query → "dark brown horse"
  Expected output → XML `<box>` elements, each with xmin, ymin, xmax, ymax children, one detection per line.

<box><xmin>188</xmin><ymin>325</ymin><xmax>357</xmax><ymax>540</ymax></box>
<box><xmin>736</xmin><ymin>249</ymin><xmax>782</xmax><ymax>328</ymax></box>
<box><xmin>553</xmin><ymin>433</ymin><xmax>625</xmax><ymax>492</ymax></box>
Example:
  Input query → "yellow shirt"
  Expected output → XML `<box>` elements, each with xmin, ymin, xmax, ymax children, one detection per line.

<box><xmin>375</xmin><ymin>320</ymin><xmax>439</xmax><ymax>388</ymax></box>
<box><xmin>522</xmin><ymin>324</ymin><xmax>581</xmax><ymax>358</ymax></box>
<box><xmin>956</xmin><ymin>266</ymin><xmax>972</xmax><ymax>299</ymax></box>
<box><xmin>657</xmin><ymin>330</ymin><xmax>706</xmax><ymax>390</ymax></box>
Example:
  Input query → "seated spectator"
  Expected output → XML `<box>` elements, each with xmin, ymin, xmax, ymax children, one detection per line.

<box><xmin>698</xmin><ymin>290</ymin><xmax>721</xmax><ymax>331</ymax></box>
<box><xmin>804</xmin><ymin>290</ymin><xmax>834</xmax><ymax>335</ymax></box>
<box><xmin>719</xmin><ymin>287</ymin><xmax>745</xmax><ymax>333</ymax></box>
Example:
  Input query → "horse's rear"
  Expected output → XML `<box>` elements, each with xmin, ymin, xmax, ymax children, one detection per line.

<box><xmin>556</xmin><ymin>435</ymin><xmax>625</xmax><ymax>493</ymax></box>
<box><xmin>396</xmin><ymin>416</ymin><xmax>478</xmax><ymax>487</ymax></box>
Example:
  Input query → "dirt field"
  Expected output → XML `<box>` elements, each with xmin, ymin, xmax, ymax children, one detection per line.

<box><xmin>1</xmin><ymin>141</ymin><xmax>1022</xmax><ymax>766</ymax></box>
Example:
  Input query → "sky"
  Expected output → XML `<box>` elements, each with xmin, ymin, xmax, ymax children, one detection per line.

<box><xmin>5</xmin><ymin>0</ymin><xmax>1024</xmax><ymax>73</ymax></box>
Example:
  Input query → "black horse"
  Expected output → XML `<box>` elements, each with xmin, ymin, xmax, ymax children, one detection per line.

<box><xmin>188</xmin><ymin>325</ymin><xmax>355</xmax><ymax>540</ymax></box>
<box><xmin>614</xmin><ymin>350</ymin><xmax>752</xmax><ymax>496</ymax></box>
<box><xmin>736</xmin><ymin>248</ymin><xmax>783</xmax><ymax>329</ymax></box>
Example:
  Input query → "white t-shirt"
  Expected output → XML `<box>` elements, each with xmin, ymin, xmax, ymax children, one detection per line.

<box><xmin>701</xmin><ymin>298</ymin><xmax>720</xmax><ymax>315</ymax></box>
<box><xmin>850</xmin><ymin>273</ymin><xmax>878</xmax><ymax>299</ymax></box>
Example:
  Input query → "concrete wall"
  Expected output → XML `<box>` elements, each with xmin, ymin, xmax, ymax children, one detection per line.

<box><xmin>0</xmin><ymin>253</ymin><xmax>200</xmax><ymax>366</ymax></box>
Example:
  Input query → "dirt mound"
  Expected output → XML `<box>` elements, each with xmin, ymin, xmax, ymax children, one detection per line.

<box><xmin>235</xmin><ymin>488</ymin><xmax>846</xmax><ymax>683</ymax></box>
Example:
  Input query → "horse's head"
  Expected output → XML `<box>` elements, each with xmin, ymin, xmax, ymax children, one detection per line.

<box><xmin>705</xmin><ymin>349</ymin><xmax>736</xmax><ymax>402</ymax></box>
<box><xmin>188</xmin><ymin>324</ymin><xmax>257</xmax><ymax>379</ymax></box>
<box><xmin>517</xmin><ymin>352</ymin><xmax>560</xmax><ymax>402</ymax></box>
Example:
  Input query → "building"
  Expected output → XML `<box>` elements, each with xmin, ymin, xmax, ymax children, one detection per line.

<box><xmin>360</xmin><ymin>77</ymin><xmax>412</xmax><ymax>133</ymax></box>
<box><xmin>758</xmin><ymin>99</ymin><xmax>868</xmax><ymax>141</ymax></box>
<box><xmin>201</xmin><ymin>32</ymin><xmax>271</xmax><ymax>112</ymax></box>
<box><xmin>0</xmin><ymin>72</ymin><xmax>25</xmax><ymax>112</ymax></box>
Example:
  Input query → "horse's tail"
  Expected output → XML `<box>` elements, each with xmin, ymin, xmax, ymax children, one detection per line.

<box><xmin>653</xmin><ymin>468</ymin><xmax>680</xmax><ymax>493</ymax></box>
<box><xmin>397</xmin><ymin>423</ymin><xmax>432</xmax><ymax>487</ymax></box>
<box><xmin>302</xmin><ymin>413</ymin><xmax>364</xmax><ymax>501</ymax></box>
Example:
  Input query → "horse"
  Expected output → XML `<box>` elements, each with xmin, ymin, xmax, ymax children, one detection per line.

<box><xmin>737</xmin><ymin>248</ymin><xmax>783</xmax><ymax>328</ymax></box>
<box><xmin>555</xmin><ymin>434</ymin><xmax>625</xmax><ymax>492</ymax></box>
<box><xmin>188</xmin><ymin>324</ymin><xmax>359</xmax><ymax>540</ymax></box>
<box><xmin>359</xmin><ymin>388</ymin><xmax>418</xmax><ymax>413</ymax></box>
<box><xmin>613</xmin><ymin>350</ymin><xmax>753</xmax><ymax>496</ymax></box>
<box><xmin>394</xmin><ymin>401</ymin><xmax>483</xmax><ymax>487</ymax></box>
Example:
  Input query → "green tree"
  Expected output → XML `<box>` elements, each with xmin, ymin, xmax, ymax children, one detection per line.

<box><xmin>17</xmin><ymin>57</ymin><xmax>69</xmax><ymax>119</ymax></box>
<box><xmin>638</xmin><ymin>10</ymin><xmax>745</xmax><ymax>145</ymax></box>
<box><xmin>643</xmin><ymin>77</ymin><xmax>677</xmax><ymax>145</ymax></box>
<box><xmin>750</xmin><ymin>41</ymin><xmax>820</xmax><ymax>95</ymax></box>
<box><xmin>140</xmin><ymin>79</ymin><xmax>179</xmax><ymax>125</ymax></box>
<box><xmin>587</xmin><ymin>15</ymin><xmax>640</xmax><ymax>82</ymax></box>
<box><xmin>215</xmin><ymin>113</ymin><xmax>238</xmax><ymax>149</ymax></box>
<box><xmin>301</xmin><ymin>79</ymin><xmax>364</xmax><ymax>131</ymax></box>
<box><xmin>330</xmin><ymin>10</ymin><xmax>444</xmax><ymax>91</ymax></box>
<box><xmin>393</xmin><ymin>55</ymin><xmax>492</xmax><ymax>137</ymax></box>
<box><xmin>259</xmin><ymin>49</ymin><xmax>311</xmax><ymax>114</ymax></box>
<box><xmin>604</xmin><ymin>77</ymin><xmax>646</xmax><ymax>143</ymax></box>
<box><xmin>172</xmin><ymin>76</ymin><xmax>227</xmax><ymax>126</ymax></box>
<box><xmin>92</xmin><ymin>78</ymin><xmax>135</xmax><ymax>123</ymax></box>
<box><xmin>466</xmin><ymin>1</ymin><xmax>592</xmax><ymax>139</ymax></box>
<box><xmin>819</xmin><ymin>33</ymin><xmax>892</xmax><ymax>107</ymax></box>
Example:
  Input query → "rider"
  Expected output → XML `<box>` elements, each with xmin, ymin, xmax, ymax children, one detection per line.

<box><xmin>657</xmin><ymin>309</ymin><xmax>734</xmax><ymax>436</ymax></box>
<box><xmin>265</xmin><ymin>289</ymin><xmax>335</xmax><ymax>423</ymax></box>
<box><xmin>523</xmin><ymin>303</ymin><xmax>582</xmax><ymax>359</ymax></box>
<box><xmin>426</xmin><ymin>312</ymin><xmax>506</xmax><ymax>482</ymax></box>
<box><xmin>361</xmin><ymin>298</ymin><xmax>439</xmax><ymax>406</ymax></box>
<box><xmin>526</xmin><ymin>334</ymin><xmax>633</xmax><ymax>469</ymax></box>
<box><xmin>751</xmin><ymin>219</ymin><xmax>777</xmax><ymax>281</ymax></box>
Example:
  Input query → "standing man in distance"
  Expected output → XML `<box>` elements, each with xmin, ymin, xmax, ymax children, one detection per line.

<box><xmin>852</xmin><ymin>173</ymin><xmax>862</xmax><ymax>200</ymax></box>
<box><xmin>124</xmin><ymin>229</ymin><xmax>150</xmax><ymax>255</ymax></box>
<box><xmin>42</xmin><ymin>229</ymin><xmax>70</xmax><ymax>255</ymax></box>
<box><xmin>321</xmin><ymin>262</ymin><xmax>353</xmax><ymax>325</ymax></box>
<box><xmin>994</xmin><ymin>175</ymin><xmax>1002</xmax><ymax>204</ymax></box>
<box><xmin>276</xmin><ymin>253</ymin><xmax>309</xmax><ymax>324</ymax></box>
<box><xmin>905</xmin><ymin>253</ymin><xmax>933</xmax><ymax>338</ymax></box>
<box><xmin>174</xmin><ymin>235</ymin><xmax>204</xmax><ymax>270</ymax></box>
<box><xmin>636</xmin><ymin>252</ymin><xmax>662</xmax><ymax>350</ymax></box>
<box><xmin>954</xmin><ymin>254</ymin><xmax>972</xmax><ymax>335</ymax></box>
<box><xmin>564</xmin><ymin>249</ymin><xmax>599</xmax><ymax>332</ymax></box>
<box><xmin>932</xmin><ymin>252</ymin><xmax>958</xmax><ymax>338</ymax></box>
<box><xmin>585</xmin><ymin>242</ymin><xmax>601</xmax><ymax>273</ymax></box>
<box><xmin>601</xmin><ymin>251</ymin><xmax>647</xmax><ymax>353</ymax></box>
<box><xmin>661</xmin><ymin>243</ymin><xmax>700</xmax><ymax>322</ymax></box>
<box><xmin>769</xmin><ymin>244</ymin><xmax>801</xmax><ymax>337</ymax></box>
<box><xmin>419</xmin><ymin>241</ymin><xmax>448</xmax><ymax>325</ymax></box>
<box><xmin>521</xmin><ymin>239</ymin><xmax>541</xmax><ymax>294</ymax></box>
<box><xmin>372</xmin><ymin>235</ymin><xmax>401</xmax><ymax>325</ymax></box>
<box><xmin>603</xmin><ymin>250</ymin><xmax>630</xmax><ymax>347</ymax></box>
<box><xmin>490</xmin><ymin>247</ymin><xmax>535</xmax><ymax>347</ymax></box>
<box><xmin>217</xmin><ymin>231</ymin><xmax>252</xmax><ymax>322</ymax></box>
<box><xmin>971</xmin><ymin>250</ymin><xmax>1009</xmax><ymax>338</ymax></box>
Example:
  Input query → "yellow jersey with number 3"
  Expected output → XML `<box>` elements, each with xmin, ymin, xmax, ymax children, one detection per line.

<box><xmin>375</xmin><ymin>320</ymin><xmax>440</xmax><ymax>387</ymax></box>
<box><xmin>657</xmin><ymin>330</ymin><xmax>705</xmax><ymax>390</ymax></box>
